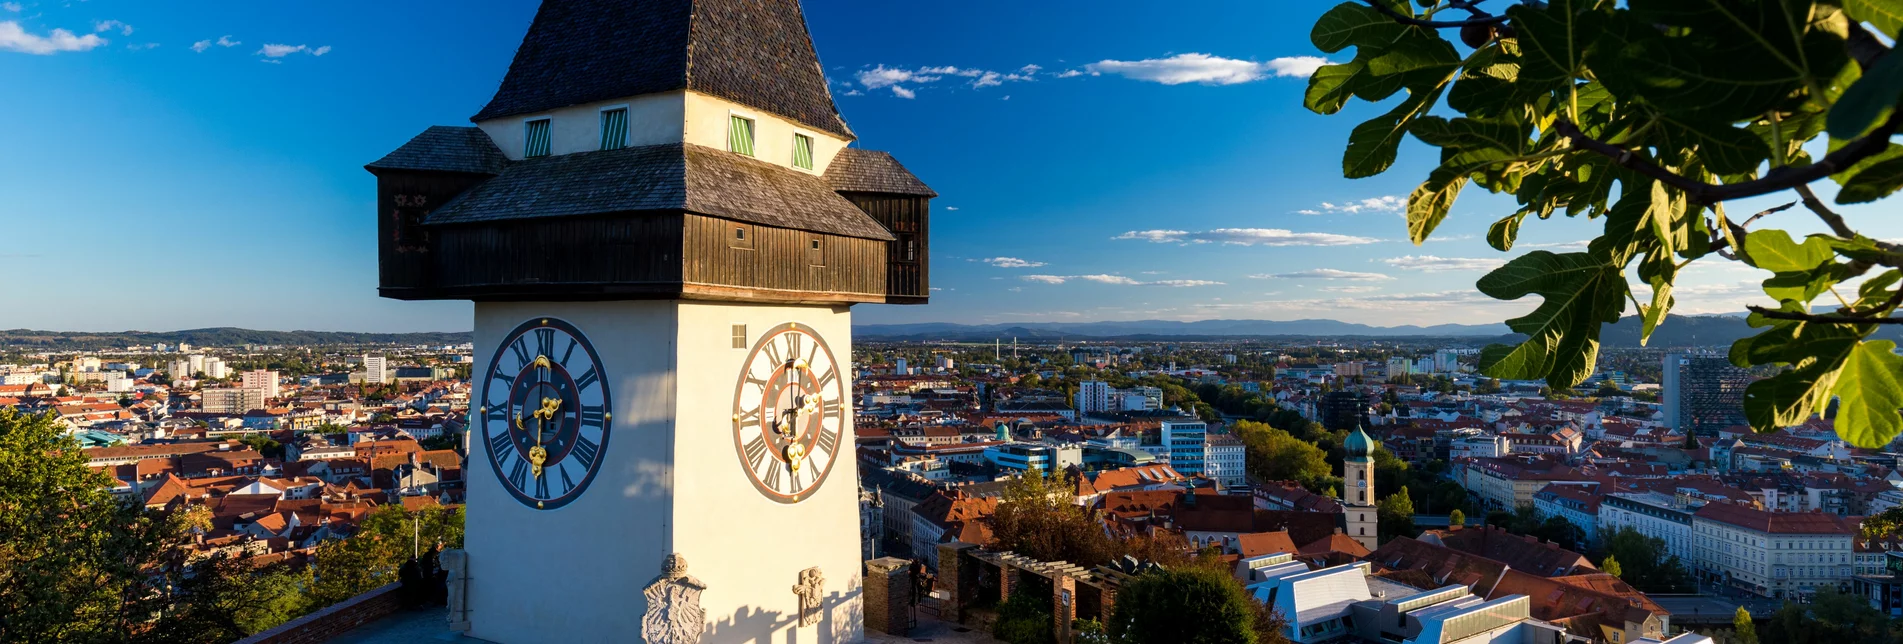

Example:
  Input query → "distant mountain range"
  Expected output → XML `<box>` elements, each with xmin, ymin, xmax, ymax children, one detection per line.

<box><xmin>0</xmin><ymin>328</ymin><xmax>473</xmax><ymax>350</ymax></box>
<box><xmin>857</xmin><ymin>314</ymin><xmax>1901</xmax><ymax>347</ymax></box>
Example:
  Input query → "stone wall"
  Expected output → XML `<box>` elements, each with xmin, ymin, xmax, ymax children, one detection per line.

<box><xmin>233</xmin><ymin>582</ymin><xmax>403</xmax><ymax>644</ymax></box>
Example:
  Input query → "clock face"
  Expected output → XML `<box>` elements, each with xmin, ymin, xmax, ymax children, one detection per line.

<box><xmin>732</xmin><ymin>322</ymin><xmax>847</xmax><ymax>504</ymax></box>
<box><xmin>479</xmin><ymin>318</ymin><xmax>612</xmax><ymax>510</ymax></box>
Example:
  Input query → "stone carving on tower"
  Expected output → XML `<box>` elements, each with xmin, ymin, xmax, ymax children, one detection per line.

<box><xmin>442</xmin><ymin>548</ymin><xmax>470</xmax><ymax>632</ymax></box>
<box><xmin>793</xmin><ymin>567</ymin><xmax>825</xmax><ymax>627</ymax></box>
<box><xmin>642</xmin><ymin>553</ymin><xmax>707</xmax><ymax>644</ymax></box>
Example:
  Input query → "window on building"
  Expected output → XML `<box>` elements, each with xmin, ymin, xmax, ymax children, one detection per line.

<box><xmin>808</xmin><ymin>238</ymin><xmax>824</xmax><ymax>266</ymax></box>
<box><xmin>792</xmin><ymin>133</ymin><xmax>814</xmax><ymax>170</ymax></box>
<box><xmin>729</xmin><ymin>115</ymin><xmax>755</xmax><ymax>156</ymax></box>
<box><xmin>730</xmin><ymin>225</ymin><xmax>753</xmax><ymax>250</ymax></box>
<box><xmin>731</xmin><ymin>325</ymin><xmax>747</xmax><ymax>349</ymax></box>
<box><xmin>524</xmin><ymin>118</ymin><xmax>552</xmax><ymax>158</ymax></box>
<box><xmin>600</xmin><ymin>108</ymin><xmax>628</xmax><ymax>150</ymax></box>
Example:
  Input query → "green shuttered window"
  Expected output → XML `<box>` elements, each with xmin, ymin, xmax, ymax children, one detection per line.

<box><xmin>524</xmin><ymin>118</ymin><xmax>551</xmax><ymax>158</ymax></box>
<box><xmin>729</xmin><ymin>115</ymin><xmax>755</xmax><ymax>157</ymax></box>
<box><xmin>792</xmin><ymin>133</ymin><xmax>814</xmax><ymax>170</ymax></box>
<box><xmin>600</xmin><ymin>108</ymin><xmax>627</xmax><ymax>150</ymax></box>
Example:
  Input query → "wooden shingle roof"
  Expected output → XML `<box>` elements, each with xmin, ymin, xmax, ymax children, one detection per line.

<box><xmin>426</xmin><ymin>142</ymin><xmax>895</xmax><ymax>241</ymax></box>
<box><xmin>824</xmin><ymin>148</ymin><xmax>937</xmax><ymax>197</ymax></box>
<box><xmin>365</xmin><ymin>126</ymin><xmax>508</xmax><ymax>175</ymax></box>
<box><xmin>470</xmin><ymin>0</ymin><xmax>853</xmax><ymax>139</ymax></box>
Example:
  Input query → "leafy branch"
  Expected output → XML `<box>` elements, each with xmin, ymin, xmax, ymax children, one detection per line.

<box><xmin>1306</xmin><ymin>0</ymin><xmax>1903</xmax><ymax>447</ymax></box>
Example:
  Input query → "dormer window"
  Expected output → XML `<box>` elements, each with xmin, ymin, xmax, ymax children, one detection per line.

<box><xmin>600</xmin><ymin>108</ymin><xmax>627</xmax><ymax>150</ymax></box>
<box><xmin>729</xmin><ymin>115</ymin><xmax>755</xmax><ymax>156</ymax></box>
<box><xmin>524</xmin><ymin>118</ymin><xmax>551</xmax><ymax>158</ymax></box>
<box><xmin>793</xmin><ymin>133</ymin><xmax>814</xmax><ymax>170</ymax></box>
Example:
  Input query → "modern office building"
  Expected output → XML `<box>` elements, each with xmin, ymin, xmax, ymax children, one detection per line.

<box><xmin>1320</xmin><ymin>390</ymin><xmax>1367</xmax><ymax>431</ymax></box>
<box><xmin>1662</xmin><ymin>353</ymin><xmax>1750</xmax><ymax>434</ymax></box>
<box><xmin>1162</xmin><ymin>419</ymin><xmax>1208</xmax><ymax>477</ymax></box>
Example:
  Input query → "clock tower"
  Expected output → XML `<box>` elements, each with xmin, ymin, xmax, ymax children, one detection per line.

<box><xmin>1341</xmin><ymin>420</ymin><xmax>1380</xmax><ymax>551</ymax></box>
<box><xmin>365</xmin><ymin>1</ymin><xmax>934</xmax><ymax>642</ymax></box>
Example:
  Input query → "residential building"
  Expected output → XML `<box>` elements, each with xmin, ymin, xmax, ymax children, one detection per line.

<box><xmin>242</xmin><ymin>370</ymin><xmax>280</xmax><ymax>399</ymax></box>
<box><xmin>1692</xmin><ymin>502</ymin><xmax>1858</xmax><ymax>599</ymax></box>
<box><xmin>1662</xmin><ymin>353</ymin><xmax>1749</xmax><ymax>434</ymax></box>
<box><xmin>1533</xmin><ymin>484</ymin><xmax>1603</xmax><ymax>550</ymax></box>
<box><xmin>1075</xmin><ymin>380</ymin><xmax>1113</xmax><ymax>414</ymax></box>
<box><xmin>200</xmin><ymin>387</ymin><xmax>266</xmax><ymax>414</ymax></box>
<box><xmin>1205</xmin><ymin>432</ymin><xmax>1246</xmax><ymax>488</ymax></box>
<box><xmin>363</xmin><ymin>354</ymin><xmax>389</xmax><ymax>384</ymax></box>
<box><xmin>1599</xmin><ymin>493</ymin><xmax>1695</xmax><ymax>566</ymax></box>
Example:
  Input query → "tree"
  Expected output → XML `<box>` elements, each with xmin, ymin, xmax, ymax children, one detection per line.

<box><xmin>1305</xmin><ymin>1</ymin><xmax>1903</xmax><ymax>448</ymax></box>
<box><xmin>1861</xmin><ymin>506</ymin><xmax>1903</xmax><ymax>538</ymax></box>
<box><xmin>138</xmin><ymin>555</ymin><xmax>310</xmax><ymax>643</ymax></box>
<box><xmin>1534</xmin><ymin>515</ymin><xmax>1585</xmax><ymax>552</ymax></box>
<box><xmin>1734</xmin><ymin>606</ymin><xmax>1759</xmax><ymax>644</ymax></box>
<box><xmin>993</xmin><ymin>589</ymin><xmax>1054</xmax><ymax>644</ymax></box>
<box><xmin>1232</xmin><ymin>420</ymin><xmax>1332</xmax><ymax>491</ymax></box>
<box><xmin>1448</xmin><ymin>508</ymin><xmax>1465</xmax><ymax>528</ymax></box>
<box><xmin>307</xmin><ymin>504</ymin><xmax>463</xmax><ymax>608</ymax></box>
<box><xmin>1600</xmin><ymin>554</ymin><xmax>1623</xmax><ymax>579</ymax></box>
<box><xmin>989</xmin><ymin>469</ymin><xmax>1119</xmax><ymax>567</ymax></box>
<box><xmin>1602</xmin><ymin>527</ymin><xmax>1693</xmax><ymax>593</ymax></box>
<box><xmin>0</xmin><ymin>408</ymin><xmax>180</xmax><ymax>642</ymax></box>
<box><xmin>1108</xmin><ymin>568</ymin><xmax>1262</xmax><ymax>644</ymax></box>
<box><xmin>1378</xmin><ymin>486</ymin><xmax>1417</xmax><ymax>542</ymax></box>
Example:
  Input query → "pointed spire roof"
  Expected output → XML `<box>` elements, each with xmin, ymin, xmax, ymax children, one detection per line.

<box><xmin>1345</xmin><ymin>418</ymin><xmax>1378</xmax><ymax>462</ymax></box>
<box><xmin>471</xmin><ymin>0</ymin><xmax>854</xmax><ymax>140</ymax></box>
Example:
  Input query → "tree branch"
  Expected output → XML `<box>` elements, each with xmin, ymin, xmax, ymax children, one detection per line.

<box><xmin>1553</xmin><ymin>114</ymin><xmax>1903</xmax><ymax>206</ymax></box>
<box><xmin>1793</xmin><ymin>184</ymin><xmax>1858</xmax><ymax>239</ymax></box>
<box><xmin>1364</xmin><ymin>0</ymin><xmax>1509</xmax><ymax>27</ymax></box>
<box><xmin>1707</xmin><ymin>202</ymin><xmax>1794</xmax><ymax>255</ymax></box>
<box><xmin>1747</xmin><ymin>306</ymin><xmax>1903</xmax><ymax>325</ymax></box>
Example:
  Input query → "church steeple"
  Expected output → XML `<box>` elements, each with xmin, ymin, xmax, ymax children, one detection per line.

<box><xmin>471</xmin><ymin>0</ymin><xmax>853</xmax><ymax>139</ymax></box>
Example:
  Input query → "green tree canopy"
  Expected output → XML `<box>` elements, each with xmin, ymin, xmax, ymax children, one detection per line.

<box><xmin>1108</xmin><ymin>568</ymin><xmax>1264</xmax><ymax>644</ymax></box>
<box><xmin>1734</xmin><ymin>606</ymin><xmax>1759</xmax><ymax>644</ymax></box>
<box><xmin>1306</xmin><ymin>0</ymin><xmax>1903</xmax><ymax>447</ymax></box>
<box><xmin>988</xmin><ymin>468</ymin><xmax>1119</xmax><ymax>567</ymax></box>
<box><xmin>1232</xmin><ymin>420</ymin><xmax>1333</xmax><ymax>491</ymax></box>
<box><xmin>1378</xmin><ymin>486</ymin><xmax>1417</xmax><ymax>541</ymax></box>
<box><xmin>1601</xmin><ymin>527</ymin><xmax>1693</xmax><ymax>593</ymax></box>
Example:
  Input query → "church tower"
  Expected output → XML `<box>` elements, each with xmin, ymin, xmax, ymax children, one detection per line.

<box><xmin>365</xmin><ymin>1</ymin><xmax>934</xmax><ymax>642</ymax></box>
<box><xmin>1341</xmin><ymin>420</ymin><xmax>1379</xmax><ymax>551</ymax></box>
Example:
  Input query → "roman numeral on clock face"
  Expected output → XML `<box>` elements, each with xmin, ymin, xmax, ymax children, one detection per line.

<box><xmin>509</xmin><ymin>458</ymin><xmax>529</xmax><ymax>492</ymax></box>
<box><xmin>570</xmin><ymin>435</ymin><xmax>600</xmax><ymax>470</ymax></box>
<box><xmin>489</xmin><ymin>432</ymin><xmax>515</xmax><ymax>459</ymax></box>
<box><xmin>509</xmin><ymin>337</ymin><xmax>532</xmax><ymax>370</ymax></box>
<box><xmin>744</xmin><ymin>435</ymin><xmax>769</xmax><ymax>472</ymax></box>
<box><xmin>762</xmin><ymin>459</ymin><xmax>782</xmax><ymax>491</ymax></box>
<box><xmin>534</xmin><ymin>328</ymin><xmax>556</xmax><ymax>360</ymax></box>
<box><xmin>816</xmin><ymin>428</ymin><xmax>839</xmax><ymax>456</ymax></box>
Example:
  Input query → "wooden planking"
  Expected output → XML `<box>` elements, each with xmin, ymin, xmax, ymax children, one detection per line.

<box><xmin>428</xmin><ymin>213</ymin><xmax>683</xmax><ymax>288</ymax></box>
<box><xmin>375</xmin><ymin>172</ymin><xmax>492</xmax><ymax>290</ymax></box>
<box><xmin>840</xmin><ymin>193</ymin><xmax>929</xmax><ymax>300</ymax></box>
<box><xmin>682</xmin><ymin>214</ymin><xmax>885</xmax><ymax>296</ymax></box>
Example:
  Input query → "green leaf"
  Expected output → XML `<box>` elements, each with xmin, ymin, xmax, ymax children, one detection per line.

<box><xmin>1310</xmin><ymin>3</ymin><xmax>1411</xmax><ymax>54</ymax></box>
<box><xmin>1590</xmin><ymin>184</ymin><xmax>1658</xmax><ymax>266</ymax></box>
<box><xmin>1658</xmin><ymin>118</ymin><xmax>1771</xmax><ymax>175</ymax></box>
<box><xmin>1826</xmin><ymin>50</ymin><xmax>1903</xmax><ymax>140</ymax></box>
<box><xmin>1843</xmin><ymin>0</ymin><xmax>1903</xmax><ymax>39</ymax></box>
<box><xmin>1407</xmin><ymin>171</ymin><xmax>1466</xmax><ymax>244</ymax></box>
<box><xmin>1344</xmin><ymin>85</ymin><xmax>1445</xmax><ymax>179</ymax></box>
<box><xmin>1592</xmin><ymin>2</ymin><xmax>1847</xmax><ymax>123</ymax></box>
<box><xmin>1408</xmin><ymin>116</ymin><xmax>1531</xmax><ymax>153</ymax></box>
<box><xmin>1761</xmin><ymin>263</ymin><xmax>1851</xmax><ymax>305</ymax></box>
<box><xmin>1741</xmin><ymin>323</ymin><xmax>1862</xmax><ymax>432</ymax></box>
<box><xmin>1364</xmin><ymin>35</ymin><xmax>1462</xmax><ymax>84</ymax></box>
<box><xmin>1833</xmin><ymin>340</ymin><xmax>1903</xmax><ymax>448</ymax></box>
<box><xmin>1645</xmin><ymin>181</ymin><xmax>1690</xmax><ymax>254</ymax></box>
<box><xmin>1488</xmin><ymin>212</ymin><xmax>1528</xmax><ymax>252</ymax></box>
<box><xmin>1305</xmin><ymin>61</ymin><xmax>1368</xmax><ymax>115</ymax></box>
<box><xmin>1476</xmin><ymin>251</ymin><xmax>1628</xmax><ymax>388</ymax></box>
<box><xmin>1742</xmin><ymin>230</ymin><xmax>1833</xmax><ymax>272</ymax></box>
<box><xmin>1640</xmin><ymin>278</ymin><xmax>1674</xmax><ymax>346</ymax></box>
<box><xmin>1836</xmin><ymin>154</ymin><xmax>1903</xmax><ymax>203</ymax></box>
<box><xmin>1508</xmin><ymin>0</ymin><xmax>1603</xmax><ymax>90</ymax></box>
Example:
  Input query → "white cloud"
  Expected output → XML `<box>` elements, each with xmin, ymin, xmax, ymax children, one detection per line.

<box><xmin>1020</xmin><ymin>274</ymin><xmax>1222</xmax><ymax>287</ymax></box>
<box><xmin>1381</xmin><ymin>255</ymin><xmax>1507</xmax><ymax>272</ymax></box>
<box><xmin>1114</xmin><ymin>228</ymin><xmax>1381</xmax><ymax>247</ymax></box>
<box><xmin>1083</xmin><ymin>53</ymin><xmax>1327</xmax><ymax>85</ymax></box>
<box><xmin>258</xmin><ymin>43</ymin><xmax>329</xmax><ymax>58</ymax></box>
<box><xmin>843</xmin><ymin>89</ymin><xmax>863</xmax><ymax>96</ymax></box>
<box><xmin>1056</xmin><ymin>69</ymin><xmax>1085</xmax><ymax>78</ymax></box>
<box><xmin>1318</xmin><ymin>285</ymin><xmax>1382</xmax><ymax>293</ymax></box>
<box><xmin>1363</xmin><ymin>290</ymin><xmax>1495</xmax><ymax>304</ymax></box>
<box><xmin>216</xmin><ymin>35</ymin><xmax>240</xmax><ymax>47</ymax></box>
<box><xmin>1259</xmin><ymin>269</ymin><xmax>1394</xmax><ymax>281</ymax></box>
<box><xmin>944</xmin><ymin>206</ymin><xmax>959</xmax><ymax>211</ymax></box>
<box><xmin>1296</xmin><ymin>196</ymin><xmax>1403</xmax><ymax>215</ymax></box>
<box><xmin>93</xmin><ymin>20</ymin><xmax>131</xmax><ymax>36</ymax></box>
<box><xmin>190</xmin><ymin>39</ymin><xmax>211</xmax><ymax>52</ymax></box>
<box><xmin>855</xmin><ymin>63</ymin><xmax>1035</xmax><ymax>96</ymax></box>
<box><xmin>983</xmin><ymin>257</ymin><xmax>1046</xmax><ymax>268</ymax></box>
<box><xmin>126</xmin><ymin>42</ymin><xmax>158</xmax><ymax>50</ymax></box>
<box><xmin>1522</xmin><ymin>241</ymin><xmax>1590</xmax><ymax>250</ymax></box>
<box><xmin>1</xmin><ymin>3</ymin><xmax>21</xmax><ymax>13</ymax></box>
<box><xmin>0</xmin><ymin>21</ymin><xmax>106</xmax><ymax>55</ymax></box>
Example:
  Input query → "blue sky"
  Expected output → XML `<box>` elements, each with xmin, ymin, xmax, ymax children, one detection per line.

<box><xmin>2</xmin><ymin>0</ymin><xmax>1896</xmax><ymax>332</ymax></box>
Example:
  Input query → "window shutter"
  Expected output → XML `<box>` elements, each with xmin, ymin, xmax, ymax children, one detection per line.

<box><xmin>729</xmin><ymin>116</ymin><xmax>754</xmax><ymax>156</ymax></box>
<box><xmin>525</xmin><ymin>119</ymin><xmax>551</xmax><ymax>158</ymax></box>
<box><xmin>793</xmin><ymin>133</ymin><xmax>814</xmax><ymax>170</ymax></box>
<box><xmin>600</xmin><ymin>109</ymin><xmax>627</xmax><ymax>150</ymax></box>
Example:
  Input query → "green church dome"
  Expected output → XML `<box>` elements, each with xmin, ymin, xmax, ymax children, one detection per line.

<box><xmin>1344</xmin><ymin>421</ymin><xmax>1378</xmax><ymax>462</ymax></box>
